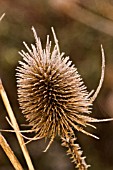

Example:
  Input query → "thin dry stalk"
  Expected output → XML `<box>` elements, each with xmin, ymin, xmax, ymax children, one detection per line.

<box><xmin>0</xmin><ymin>13</ymin><xmax>5</xmax><ymax>21</ymax></box>
<box><xmin>0</xmin><ymin>133</ymin><xmax>23</xmax><ymax>170</ymax></box>
<box><xmin>0</xmin><ymin>80</ymin><xmax>35</xmax><ymax>170</ymax></box>
<box><xmin>50</xmin><ymin>0</ymin><xmax>113</xmax><ymax>37</ymax></box>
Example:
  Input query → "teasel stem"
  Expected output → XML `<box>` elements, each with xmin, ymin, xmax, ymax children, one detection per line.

<box><xmin>0</xmin><ymin>133</ymin><xmax>23</xmax><ymax>170</ymax></box>
<box><xmin>61</xmin><ymin>133</ymin><xmax>90</xmax><ymax>170</ymax></box>
<box><xmin>0</xmin><ymin>79</ymin><xmax>35</xmax><ymax>170</ymax></box>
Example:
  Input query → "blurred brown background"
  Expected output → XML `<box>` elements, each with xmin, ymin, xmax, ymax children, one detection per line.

<box><xmin>0</xmin><ymin>0</ymin><xmax>113</xmax><ymax>169</ymax></box>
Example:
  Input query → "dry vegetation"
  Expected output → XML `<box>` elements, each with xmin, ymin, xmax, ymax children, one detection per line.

<box><xmin>0</xmin><ymin>1</ymin><xmax>113</xmax><ymax>170</ymax></box>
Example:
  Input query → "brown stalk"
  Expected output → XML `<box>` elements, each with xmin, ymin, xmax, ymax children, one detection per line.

<box><xmin>0</xmin><ymin>80</ymin><xmax>35</xmax><ymax>170</ymax></box>
<box><xmin>50</xmin><ymin>0</ymin><xmax>113</xmax><ymax>37</ymax></box>
<box><xmin>0</xmin><ymin>13</ymin><xmax>5</xmax><ymax>21</ymax></box>
<box><xmin>0</xmin><ymin>133</ymin><xmax>23</xmax><ymax>170</ymax></box>
<box><xmin>61</xmin><ymin>133</ymin><xmax>90</xmax><ymax>170</ymax></box>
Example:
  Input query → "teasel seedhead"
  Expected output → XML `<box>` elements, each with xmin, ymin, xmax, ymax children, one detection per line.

<box><xmin>16</xmin><ymin>27</ymin><xmax>112</xmax><ymax>169</ymax></box>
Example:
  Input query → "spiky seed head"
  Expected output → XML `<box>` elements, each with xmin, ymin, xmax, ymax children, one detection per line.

<box><xmin>16</xmin><ymin>27</ymin><xmax>113</xmax><ymax>169</ymax></box>
<box><xmin>16</xmin><ymin>27</ymin><xmax>105</xmax><ymax>144</ymax></box>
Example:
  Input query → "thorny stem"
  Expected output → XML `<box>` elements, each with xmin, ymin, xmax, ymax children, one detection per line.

<box><xmin>0</xmin><ymin>133</ymin><xmax>23</xmax><ymax>170</ymax></box>
<box><xmin>0</xmin><ymin>79</ymin><xmax>35</xmax><ymax>170</ymax></box>
<box><xmin>61</xmin><ymin>133</ymin><xmax>90</xmax><ymax>170</ymax></box>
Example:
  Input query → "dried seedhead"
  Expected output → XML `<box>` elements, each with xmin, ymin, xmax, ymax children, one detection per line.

<box><xmin>16</xmin><ymin>27</ymin><xmax>112</xmax><ymax>169</ymax></box>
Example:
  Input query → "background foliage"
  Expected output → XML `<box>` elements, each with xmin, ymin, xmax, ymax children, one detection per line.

<box><xmin>0</xmin><ymin>0</ymin><xmax>113</xmax><ymax>169</ymax></box>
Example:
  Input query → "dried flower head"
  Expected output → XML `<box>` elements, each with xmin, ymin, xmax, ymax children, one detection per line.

<box><xmin>16</xmin><ymin>27</ymin><xmax>112</xmax><ymax>169</ymax></box>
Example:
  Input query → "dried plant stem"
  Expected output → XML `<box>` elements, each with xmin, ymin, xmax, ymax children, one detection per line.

<box><xmin>53</xmin><ymin>0</ymin><xmax>113</xmax><ymax>37</ymax></box>
<box><xmin>0</xmin><ymin>80</ymin><xmax>35</xmax><ymax>170</ymax></box>
<box><xmin>61</xmin><ymin>135</ymin><xmax>90</xmax><ymax>170</ymax></box>
<box><xmin>62</xmin><ymin>122</ymin><xmax>113</xmax><ymax>170</ymax></box>
<box><xmin>0</xmin><ymin>133</ymin><xmax>23</xmax><ymax>170</ymax></box>
<box><xmin>61</xmin><ymin>133</ymin><xmax>90</xmax><ymax>170</ymax></box>
<box><xmin>0</xmin><ymin>13</ymin><xmax>5</xmax><ymax>21</ymax></box>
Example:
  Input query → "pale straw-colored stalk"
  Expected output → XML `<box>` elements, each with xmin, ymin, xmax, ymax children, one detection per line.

<box><xmin>0</xmin><ymin>80</ymin><xmax>35</xmax><ymax>170</ymax></box>
<box><xmin>0</xmin><ymin>132</ymin><xmax>23</xmax><ymax>170</ymax></box>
